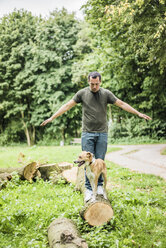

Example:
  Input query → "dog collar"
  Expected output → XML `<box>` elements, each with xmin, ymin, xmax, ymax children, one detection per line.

<box><xmin>90</xmin><ymin>158</ymin><xmax>96</xmax><ymax>165</ymax></box>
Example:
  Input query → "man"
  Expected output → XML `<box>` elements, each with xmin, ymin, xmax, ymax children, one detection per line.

<box><xmin>41</xmin><ymin>71</ymin><xmax>151</xmax><ymax>202</ymax></box>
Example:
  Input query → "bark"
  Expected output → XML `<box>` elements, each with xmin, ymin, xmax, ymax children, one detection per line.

<box><xmin>62</xmin><ymin>167</ymin><xmax>78</xmax><ymax>184</ymax></box>
<box><xmin>58</xmin><ymin>162</ymin><xmax>73</xmax><ymax>171</ymax></box>
<box><xmin>75</xmin><ymin>166</ymin><xmax>114</xmax><ymax>226</ymax></box>
<box><xmin>39</xmin><ymin>164</ymin><xmax>62</xmax><ymax>181</ymax></box>
<box><xmin>0</xmin><ymin>163</ymin><xmax>61</xmax><ymax>181</ymax></box>
<box><xmin>21</xmin><ymin>111</ymin><xmax>31</xmax><ymax>146</ymax></box>
<box><xmin>48</xmin><ymin>218</ymin><xmax>88</xmax><ymax>248</ymax></box>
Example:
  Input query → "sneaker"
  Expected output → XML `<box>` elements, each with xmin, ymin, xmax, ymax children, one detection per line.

<box><xmin>97</xmin><ymin>186</ymin><xmax>104</xmax><ymax>195</ymax></box>
<box><xmin>84</xmin><ymin>189</ymin><xmax>93</xmax><ymax>202</ymax></box>
<box><xmin>97</xmin><ymin>186</ymin><xmax>107</xmax><ymax>199</ymax></box>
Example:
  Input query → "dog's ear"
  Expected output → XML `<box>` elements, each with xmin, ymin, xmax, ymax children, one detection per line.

<box><xmin>87</xmin><ymin>152</ymin><xmax>92</xmax><ymax>158</ymax></box>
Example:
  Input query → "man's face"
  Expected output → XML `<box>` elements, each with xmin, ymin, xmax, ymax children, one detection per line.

<box><xmin>88</xmin><ymin>76</ymin><xmax>101</xmax><ymax>92</ymax></box>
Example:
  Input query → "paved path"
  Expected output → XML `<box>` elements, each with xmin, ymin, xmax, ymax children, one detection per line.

<box><xmin>106</xmin><ymin>144</ymin><xmax>166</xmax><ymax>180</ymax></box>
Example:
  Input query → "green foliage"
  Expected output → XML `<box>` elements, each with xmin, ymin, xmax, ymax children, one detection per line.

<box><xmin>0</xmin><ymin>10</ymin><xmax>39</xmax><ymax>146</ymax></box>
<box><xmin>161</xmin><ymin>147</ymin><xmax>166</xmax><ymax>155</ymax></box>
<box><xmin>0</xmin><ymin>9</ymin><xmax>81</xmax><ymax>146</ymax></box>
<box><xmin>0</xmin><ymin>178</ymin><xmax>83</xmax><ymax>248</ymax></box>
<box><xmin>0</xmin><ymin>2</ymin><xmax>166</xmax><ymax>145</ymax></box>
<box><xmin>82</xmin><ymin>0</ymin><xmax>166</xmax><ymax>124</ymax></box>
<box><xmin>109</xmin><ymin>117</ymin><xmax>166</xmax><ymax>142</ymax></box>
<box><xmin>0</xmin><ymin>146</ymin><xmax>165</xmax><ymax>247</ymax></box>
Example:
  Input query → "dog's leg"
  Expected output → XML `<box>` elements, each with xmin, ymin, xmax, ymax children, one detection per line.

<box><xmin>102</xmin><ymin>172</ymin><xmax>107</xmax><ymax>199</ymax></box>
<box><xmin>91</xmin><ymin>175</ymin><xmax>98</xmax><ymax>201</ymax></box>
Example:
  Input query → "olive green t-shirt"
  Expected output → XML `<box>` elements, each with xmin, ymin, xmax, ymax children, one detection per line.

<box><xmin>73</xmin><ymin>87</ymin><xmax>117</xmax><ymax>133</ymax></box>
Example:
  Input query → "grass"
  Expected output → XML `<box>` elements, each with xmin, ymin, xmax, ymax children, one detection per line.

<box><xmin>0</xmin><ymin>145</ymin><xmax>121</xmax><ymax>168</ymax></box>
<box><xmin>0</xmin><ymin>145</ymin><xmax>166</xmax><ymax>248</ymax></box>
<box><xmin>161</xmin><ymin>147</ymin><xmax>166</xmax><ymax>155</ymax></box>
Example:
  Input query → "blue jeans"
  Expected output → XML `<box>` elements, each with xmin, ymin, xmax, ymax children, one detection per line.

<box><xmin>81</xmin><ymin>132</ymin><xmax>108</xmax><ymax>190</ymax></box>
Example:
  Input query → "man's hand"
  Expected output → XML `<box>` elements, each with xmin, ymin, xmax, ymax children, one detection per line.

<box><xmin>138</xmin><ymin>113</ymin><xmax>152</xmax><ymax>120</ymax></box>
<box><xmin>40</xmin><ymin>117</ymin><xmax>53</xmax><ymax>126</ymax></box>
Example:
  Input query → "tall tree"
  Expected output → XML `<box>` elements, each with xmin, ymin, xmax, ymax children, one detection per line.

<box><xmin>0</xmin><ymin>10</ymin><xmax>39</xmax><ymax>145</ymax></box>
<box><xmin>0</xmin><ymin>9</ymin><xmax>81</xmax><ymax>145</ymax></box>
<box><xmin>83</xmin><ymin>0</ymin><xmax>166</xmax><ymax>121</ymax></box>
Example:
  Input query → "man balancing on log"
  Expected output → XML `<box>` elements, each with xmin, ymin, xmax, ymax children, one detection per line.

<box><xmin>40</xmin><ymin>71</ymin><xmax>151</xmax><ymax>202</ymax></box>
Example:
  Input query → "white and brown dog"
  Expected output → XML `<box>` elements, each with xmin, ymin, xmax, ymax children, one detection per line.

<box><xmin>74</xmin><ymin>151</ymin><xmax>107</xmax><ymax>201</ymax></box>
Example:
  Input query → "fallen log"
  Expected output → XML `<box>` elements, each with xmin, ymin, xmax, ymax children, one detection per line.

<box><xmin>39</xmin><ymin>164</ymin><xmax>62</xmax><ymax>181</ymax></box>
<box><xmin>58</xmin><ymin>162</ymin><xmax>73</xmax><ymax>171</ymax></box>
<box><xmin>75</xmin><ymin>166</ymin><xmax>114</xmax><ymax>226</ymax></box>
<box><xmin>80</xmin><ymin>195</ymin><xmax>113</xmax><ymax>226</ymax></box>
<box><xmin>23</xmin><ymin>162</ymin><xmax>41</xmax><ymax>182</ymax></box>
<box><xmin>48</xmin><ymin>218</ymin><xmax>88</xmax><ymax>248</ymax></box>
<box><xmin>62</xmin><ymin>167</ymin><xmax>78</xmax><ymax>184</ymax></box>
<box><xmin>0</xmin><ymin>163</ymin><xmax>61</xmax><ymax>181</ymax></box>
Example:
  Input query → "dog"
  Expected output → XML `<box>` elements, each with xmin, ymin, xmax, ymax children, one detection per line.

<box><xmin>74</xmin><ymin>151</ymin><xmax>107</xmax><ymax>201</ymax></box>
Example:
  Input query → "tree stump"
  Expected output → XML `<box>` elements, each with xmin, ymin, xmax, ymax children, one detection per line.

<box><xmin>48</xmin><ymin>218</ymin><xmax>88</xmax><ymax>248</ymax></box>
<box><xmin>75</xmin><ymin>166</ymin><xmax>114</xmax><ymax>226</ymax></box>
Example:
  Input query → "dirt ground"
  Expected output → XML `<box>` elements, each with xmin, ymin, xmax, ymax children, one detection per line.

<box><xmin>106</xmin><ymin>144</ymin><xmax>166</xmax><ymax>180</ymax></box>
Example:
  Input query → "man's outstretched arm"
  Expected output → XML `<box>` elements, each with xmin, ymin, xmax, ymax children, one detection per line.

<box><xmin>114</xmin><ymin>99</ymin><xmax>152</xmax><ymax>120</ymax></box>
<box><xmin>40</xmin><ymin>99</ymin><xmax>77</xmax><ymax>126</ymax></box>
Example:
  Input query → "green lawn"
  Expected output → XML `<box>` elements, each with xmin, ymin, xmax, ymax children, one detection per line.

<box><xmin>161</xmin><ymin>147</ymin><xmax>166</xmax><ymax>155</ymax></box>
<box><xmin>0</xmin><ymin>146</ymin><xmax>165</xmax><ymax>248</ymax></box>
<box><xmin>0</xmin><ymin>145</ymin><xmax>121</xmax><ymax>168</ymax></box>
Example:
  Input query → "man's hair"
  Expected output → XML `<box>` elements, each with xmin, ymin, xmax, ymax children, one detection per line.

<box><xmin>88</xmin><ymin>71</ymin><xmax>101</xmax><ymax>81</ymax></box>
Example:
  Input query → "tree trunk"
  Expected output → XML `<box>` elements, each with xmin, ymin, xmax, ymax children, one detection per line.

<box><xmin>21</xmin><ymin>111</ymin><xmax>31</xmax><ymax>146</ymax></box>
<box><xmin>48</xmin><ymin>218</ymin><xmax>88</xmax><ymax>248</ymax></box>
<box><xmin>75</xmin><ymin>166</ymin><xmax>114</xmax><ymax>226</ymax></box>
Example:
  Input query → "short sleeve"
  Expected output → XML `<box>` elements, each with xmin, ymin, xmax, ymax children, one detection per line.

<box><xmin>106</xmin><ymin>90</ymin><xmax>117</xmax><ymax>104</ymax></box>
<box><xmin>72</xmin><ymin>90</ymin><xmax>83</xmax><ymax>103</ymax></box>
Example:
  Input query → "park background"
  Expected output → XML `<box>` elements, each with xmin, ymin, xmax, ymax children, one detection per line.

<box><xmin>0</xmin><ymin>0</ymin><xmax>166</xmax><ymax>146</ymax></box>
<box><xmin>0</xmin><ymin>1</ymin><xmax>166</xmax><ymax>248</ymax></box>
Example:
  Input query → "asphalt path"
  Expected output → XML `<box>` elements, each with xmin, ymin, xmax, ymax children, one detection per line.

<box><xmin>106</xmin><ymin>144</ymin><xmax>166</xmax><ymax>180</ymax></box>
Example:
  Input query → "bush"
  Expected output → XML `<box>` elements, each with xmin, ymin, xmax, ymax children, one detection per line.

<box><xmin>108</xmin><ymin>117</ymin><xmax>166</xmax><ymax>143</ymax></box>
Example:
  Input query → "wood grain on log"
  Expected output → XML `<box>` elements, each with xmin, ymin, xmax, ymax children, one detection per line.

<box><xmin>23</xmin><ymin>162</ymin><xmax>40</xmax><ymax>181</ymax></box>
<box><xmin>48</xmin><ymin>218</ymin><xmax>88</xmax><ymax>248</ymax></box>
<box><xmin>80</xmin><ymin>195</ymin><xmax>113</xmax><ymax>226</ymax></box>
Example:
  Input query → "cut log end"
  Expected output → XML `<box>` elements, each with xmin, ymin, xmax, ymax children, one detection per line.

<box><xmin>80</xmin><ymin>196</ymin><xmax>113</xmax><ymax>226</ymax></box>
<box><xmin>23</xmin><ymin>162</ymin><xmax>40</xmax><ymax>181</ymax></box>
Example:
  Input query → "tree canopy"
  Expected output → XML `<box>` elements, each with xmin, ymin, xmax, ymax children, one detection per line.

<box><xmin>0</xmin><ymin>2</ymin><xmax>166</xmax><ymax>145</ymax></box>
